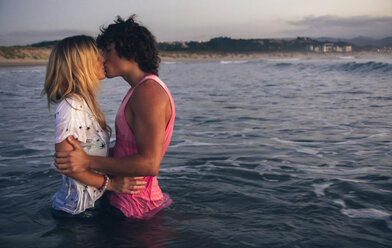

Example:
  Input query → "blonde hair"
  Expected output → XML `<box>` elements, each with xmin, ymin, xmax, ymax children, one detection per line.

<box><xmin>42</xmin><ymin>35</ymin><xmax>110</xmax><ymax>135</ymax></box>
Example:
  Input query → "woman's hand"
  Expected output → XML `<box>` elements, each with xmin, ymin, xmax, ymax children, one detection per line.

<box><xmin>109</xmin><ymin>176</ymin><xmax>147</xmax><ymax>194</ymax></box>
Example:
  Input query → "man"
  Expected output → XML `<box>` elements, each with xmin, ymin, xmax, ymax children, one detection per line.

<box><xmin>55</xmin><ymin>15</ymin><xmax>175</xmax><ymax>219</ymax></box>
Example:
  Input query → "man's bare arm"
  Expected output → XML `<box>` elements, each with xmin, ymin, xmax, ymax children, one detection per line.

<box><xmin>55</xmin><ymin>81</ymin><xmax>170</xmax><ymax>177</ymax></box>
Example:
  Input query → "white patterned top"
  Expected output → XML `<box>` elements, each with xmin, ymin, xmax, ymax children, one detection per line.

<box><xmin>51</xmin><ymin>96</ymin><xmax>109</xmax><ymax>215</ymax></box>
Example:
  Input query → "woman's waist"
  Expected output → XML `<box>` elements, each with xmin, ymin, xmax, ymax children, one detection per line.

<box><xmin>110</xmin><ymin>177</ymin><xmax>162</xmax><ymax>198</ymax></box>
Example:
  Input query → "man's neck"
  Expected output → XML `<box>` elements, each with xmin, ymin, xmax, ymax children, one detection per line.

<box><xmin>123</xmin><ymin>68</ymin><xmax>149</xmax><ymax>88</ymax></box>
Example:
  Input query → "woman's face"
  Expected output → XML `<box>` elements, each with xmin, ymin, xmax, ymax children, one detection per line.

<box><xmin>95</xmin><ymin>55</ymin><xmax>106</xmax><ymax>80</ymax></box>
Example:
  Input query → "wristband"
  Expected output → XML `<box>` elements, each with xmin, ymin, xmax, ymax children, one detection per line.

<box><xmin>98</xmin><ymin>175</ymin><xmax>109</xmax><ymax>192</ymax></box>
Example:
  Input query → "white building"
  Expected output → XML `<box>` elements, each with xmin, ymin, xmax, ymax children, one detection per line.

<box><xmin>322</xmin><ymin>43</ymin><xmax>334</xmax><ymax>52</ymax></box>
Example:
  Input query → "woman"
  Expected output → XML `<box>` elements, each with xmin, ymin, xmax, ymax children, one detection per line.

<box><xmin>42</xmin><ymin>35</ymin><xmax>145</xmax><ymax>218</ymax></box>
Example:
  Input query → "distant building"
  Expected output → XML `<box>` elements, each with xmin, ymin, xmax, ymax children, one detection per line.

<box><xmin>307</xmin><ymin>43</ymin><xmax>352</xmax><ymax>53</ymax></box>
<box><xmin>343</xmin><ymin>46</ymin><xmax>352</xmax><ymax>52</ymax></box>
<box><xmin>322</xmin><ymin>43</ymin><xmax>334</xmax><ymax>53</ymax></box>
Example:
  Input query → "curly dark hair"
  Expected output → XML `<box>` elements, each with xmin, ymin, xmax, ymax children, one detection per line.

<box><xmin>97</xmin><ymin>15</ymin><xmax>160</xmax><ymax>75</ymax></box>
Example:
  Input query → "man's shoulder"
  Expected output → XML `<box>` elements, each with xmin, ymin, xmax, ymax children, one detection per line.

<box><xmin>128</xmin><ymin>79</ymin><xmax>170</xmax><ymax>114</ymax></box>
<box><xmin>133</xmin><ymin>79</ymin><xmax>169</xmax><ymax>102</ymax></box>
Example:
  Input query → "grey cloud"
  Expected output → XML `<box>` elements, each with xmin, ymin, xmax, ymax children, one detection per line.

<box><xmin>289</xmin><ymin>15</ymin><xmax>392</xmax><ymax>27</ymax></box>
<box><xmin>284</xmin><ymin>15</ymin><xmax>392</xmax><ymax>38</ymax></box>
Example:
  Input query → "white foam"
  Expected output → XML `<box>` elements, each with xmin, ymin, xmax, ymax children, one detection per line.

<box><xmin>295</xmin><ymin>147</ymin><xmax>322</xmax><ymax>157</ymax></box>
<box><xmin>255</xmin><ymin>164</ymin><xmax>275</xmax><ymax>174</ymax></box>
<box><xmin>160</xmin><ymin>166</ymin><xmax>197</xmax><ymax>173</ymax></box>
<box><xmin>296</xmin><ymin>165</ymin><xmax>374</xmax><ymax>176</ymax></box>
<box><xmin>32</xmin><ymin>137</ymin><xmax>52</xmax><ymax>142</ymax></box>
<box><xmin>354</xmin><ymin>150</ymin><xmax>378</xmax><ymax>156</ymax></box>
<box><xmin>223</xmin><ymin>157</ymin><xmax>241</xmax><ymax>167</ymax></box>
<box><xmin>267</xmin><ymin>58</ymin><xmax>301</xmax><ymax>62</ymax></box>
<box><xmin>339</xmin><ymin>56</ymin><xmax>355</xmax><ymax>60</ymax></box>
<box><xmin>342</xmin><ymin>208</ymin><xmax>390</xmax><ymax>219</ymax></box>
<box><xmin>312</xmin><ymin>182</ymin><xmax>333</xmax><ymax>197</ymax></box>
<box><xmin>334</xmin><ymin>199</ymin><xmax>392</xmax><ymax>230</ymax></box>
<box><xmin>341</xmin><ymin>208</ymin><xmax>392</xmax><ymax>230</ymax></box>
<box><xmin>169</xmin><ymin>140</ymin><xmax>221</xmax><ymax>148</ymax></box>
<box><xmin>220</xmin><ymin>60</ymin><xmax>248</xmax><ymax>64</ymax></box>
<box><xmin>24</xmin><ymin>144</ymin><xmax>51</xmax><ymax>151</ymax></box>
<box><xmin>327</xmin><ymin>161</ymin><xmax>338</xmax><ymax>168</ymax></box>
<box><xmin>271</xmin><ymin>138</ymin><xmax>322</xmax><ymax>157</ymax></box>
<box><xmin>334</xmin><ymin>140</ymin><xmax>360</xmax><ymax>145</ymax></box>
<box><xmin>335</xmin><ymin>177</ymin><xmax>365</xmax><ymax>184</ymax></box>
<box><xmin>271</xmin><ymin>137</ymin><xmax>295</xmax><ymax>144</ymax></box>
<box><xmin>192</xmin><ymin>128</ymin><xmax>256</xmax><ymax>138</ymax></box>
<box><xmin>368</xmin><ymin>132</ymin><xmax>391</xmax><ymax>139</ymax></box>
<box><xmin>333</xmin><ymin>199</ymin><xmax>346</xmax><ymax>208</ymax></box>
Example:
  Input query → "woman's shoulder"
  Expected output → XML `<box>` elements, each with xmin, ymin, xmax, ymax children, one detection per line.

<box><xmin>55</xmin><ymin>95</ymin><xmax>90</xmax><ymax>120</ymax></box>
<box><xmin>56</xmin><ymin>95</ymin><xmax>86</xmax><ymax>112</ymax></box>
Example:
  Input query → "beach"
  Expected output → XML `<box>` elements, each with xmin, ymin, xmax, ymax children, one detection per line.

<box><xmin>0</xmin><ymin>47</ymin><xmax>388</xmax><ymax>66</ymax></box>
<box><xmin>0</xmin><ymin>47</ymin><xmax>50</xmax><ymax>66</ymax></box>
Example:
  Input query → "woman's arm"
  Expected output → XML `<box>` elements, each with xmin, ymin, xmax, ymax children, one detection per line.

<box><xmin>55</xmin><ymin>136</ymin><xmax>146</xmax><ymax>194</ymax></box>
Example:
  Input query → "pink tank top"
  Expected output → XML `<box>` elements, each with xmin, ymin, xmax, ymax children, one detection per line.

<box><xmin>108</xmin><ymin>75</ymin><xmax>175</xmax><ymax>219</ymax></box>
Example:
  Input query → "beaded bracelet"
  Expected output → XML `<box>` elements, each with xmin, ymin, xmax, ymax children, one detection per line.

<box><xmin>98</xmin><ymin>175</ymin><xmax>109</xmax><ymax>192</ymax></box>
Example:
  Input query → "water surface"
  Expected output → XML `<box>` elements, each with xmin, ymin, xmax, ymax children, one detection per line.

<box><xmin>0</xmin><ymin>56</ymin><xmax>391</xmax><ymax>247</ymax></box>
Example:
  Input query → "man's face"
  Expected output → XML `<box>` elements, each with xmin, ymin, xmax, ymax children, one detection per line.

<box><xmin>103</xmin><ymin>43</ymin><xmax>128</xmax><ymax>78</ymax></box>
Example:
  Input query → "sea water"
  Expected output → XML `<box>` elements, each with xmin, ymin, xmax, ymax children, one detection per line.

<box><xmin>0</xmin><ymin>55</ymin><xmax>391</xmax><ymax>247</ymax></box>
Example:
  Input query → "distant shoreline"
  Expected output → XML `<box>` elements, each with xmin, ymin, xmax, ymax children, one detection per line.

<box><xmin>0</xmin><ymin>50</ymin><xmax>390</xmax><ymax>67</ymax></box>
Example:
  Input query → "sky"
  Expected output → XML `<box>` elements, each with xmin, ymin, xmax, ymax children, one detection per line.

<box><xmin>0</xmin><ymin>0</ymin><xmax>391</xmax><ymax>46</ymax></box>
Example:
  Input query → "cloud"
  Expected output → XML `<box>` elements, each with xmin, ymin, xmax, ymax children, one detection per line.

<box><xmin>289</xmin><ymin>15</ymin><xmax>392</xmax><ymax>27</ymax></box>
<box><xmin>285</xmin><ymin>15</ymin><xmax>392</xmax><ymax>38</ymax></box>
<box><xmin>0</xmin><ymin>29</ymin><xmax>94</xmax><ymax>46</ymax></box>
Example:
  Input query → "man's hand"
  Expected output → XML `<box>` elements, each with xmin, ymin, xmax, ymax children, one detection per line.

<box><xmin>55</xmin><ymin>136</ymin><xmax>91</xmax><ymax>173</ymax></box>
<box><xmin>109</xmin><ymin>177</ymin><xmax>147</xmax><ymax>194</ymax></box>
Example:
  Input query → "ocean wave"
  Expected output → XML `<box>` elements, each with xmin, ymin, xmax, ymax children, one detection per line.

<box><xmin>267</xmin><ymin>58</ymin><xmax>301</xmax><ymax>62</ymax></box>
<box><xmin>338</xmin><ymin>61</ymin><xmax>392</xmax><ymax>73</ymax></box>
<box><xmin>220</xmin><ymin>60</ymin><xmax>248</xmax><ymax>64</ymax></box>
<box><xmin>334</xmin><ymin>200</ymin><xmax>392</xmax><ymax>230</ymax></box>
<box><xmin>0</xmin><ymin>91</ymin><xmax>18</xmax><ymax>97</ymax></box>
<box><xmin>259</xmin><ymin>59</ymin><xmax>392</xmax><ymax>74</ymax></box>
<box><xmin>271</xmin><ymin>137</ymin><xmax>323</xmax><ymax>157</ymax></box>
<box><xmin>0</xmin><ymin>154</ymin><xmax>52</xmax><ymax>161</ymax></box>
<box><xmin>312</xmin><ymin>182</ymin><xmax>333</xmax><ymax>197</ymax></box>
<box><xmin>296</xmin><ymin>165</ymin><xmax>375</xmax><ymax>176</ymax></box>
<box><xmin>339</xmin><ymin>56</ymin><xmax>355</xmax><ymax>60</ymax></box>
<box><xmin>271</xmin><ymin>137</ymin><xmax>298</xmax><ymax>144</ymax></box>
<box><xmin>275</xmin><ymin>62</ymin><xmax>292</xmax><ymax>67</ymax></box>
<box><xmin>169</xmin><ymin>139</ymin><xmax>222</xmax><ymax>148</ymax></box>
<box><xmin>342</xmin><ymin>208</ymin><xmax>392</xmax><ymax>230</ymax></box>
